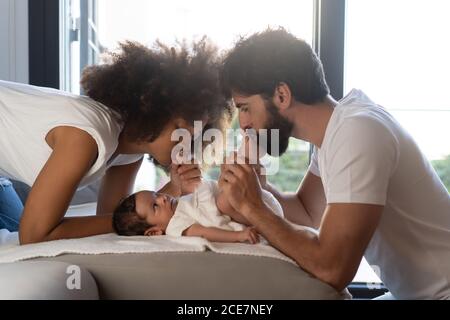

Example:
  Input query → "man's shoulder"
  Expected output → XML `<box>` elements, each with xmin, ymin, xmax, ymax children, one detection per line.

<box><xmin>321</xmin><ymin>105</ymin><xmax>400</xmax><ymax>167</ymax></box>
<box><xmin>330</xmin><ymin>105</ymin><xmax>397</xmax><ymax>146</ymax></box>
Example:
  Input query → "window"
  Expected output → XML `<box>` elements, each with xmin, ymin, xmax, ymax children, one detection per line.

<box><xmin>60</xmin><ymin>0</ymin><xmax>100</xmax><ymax>94</ymax></box>
<box><xmin>345</xmin><ymin>0</ymin><xmax>450</xmax><ymax>191</ymax></box>
<box><xmin>61</xmin><ymin>0</ymin><xmax>315</xmax><ymax>192</ymax></box>
<box><xmin>342</xmin><ymin>0</ymin><xmax>450</xmax><ymax>293</ymax></box>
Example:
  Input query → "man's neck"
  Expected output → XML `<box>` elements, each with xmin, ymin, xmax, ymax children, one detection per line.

<box><xmin>287</xmin><ymin>95</ymin><xmax>338</xmax><ymax>148</ymax></box>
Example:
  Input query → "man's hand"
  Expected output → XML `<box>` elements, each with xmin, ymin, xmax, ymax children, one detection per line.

<box><xmin>237</xmin><ymin>135</ymin><xmax>268</xmax><ymax>189</ymax></box>
<box><xmin>219</xmin><ymin>156</ymin><xmax>266</xmax><ymax>217</ymax></box>
<box><xmin>170</xmin><ymin>163</ymin><xmax>202</xmax><ymax>196</ymax></box>
<box><xmin>252</xmin><ymin>162</ymin><xmax>268</xmax><ymax>190</ymax></box>
<box><xmin>238</xmin><ymin>227</ymin><xmax>260</xmax><ymax>244</ymax></box>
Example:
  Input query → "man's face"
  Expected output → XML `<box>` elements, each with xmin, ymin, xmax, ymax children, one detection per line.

<box><xmin>233</xmin><ymin>92</ymin><xmax>293</xmax><ymax>156</ymax></box>
<box><xmin>134</xmin><ymin>191</ymin><xmax>178</xmax><ymax>231</ymax></box>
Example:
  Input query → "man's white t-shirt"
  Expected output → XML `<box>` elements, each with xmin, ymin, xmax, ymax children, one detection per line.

<box><xmin>309</xmin><ymin>89</ymin><xmax>450</xmax><ymax>299</ymax></box>
<box><xmin>0</xmin><ymin>80</ymin><xmax>143</xmax><ymax>188</ymax></box>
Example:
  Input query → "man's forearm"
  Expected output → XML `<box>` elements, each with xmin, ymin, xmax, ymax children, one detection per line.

<box><xmin>264</xmin><ymin>183</ymin><xmax>315</xmax><ymax>227</ymax></box>
<box><xmin>242</xmin><ymin>204</ymin><xmax>339</xmax><ymax>288</ymax></box>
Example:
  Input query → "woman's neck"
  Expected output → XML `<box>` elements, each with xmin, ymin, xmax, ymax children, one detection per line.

<box><xmin>115</xmin><ymin>131</ymin><xmax>148</xmax><ymax>155</ymax></box>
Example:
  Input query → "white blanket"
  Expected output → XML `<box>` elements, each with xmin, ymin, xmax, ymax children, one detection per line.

<box><xmin>0</xmin><ymin>230</ymin><xmax>296</xmax><ymax>265</ymax></box>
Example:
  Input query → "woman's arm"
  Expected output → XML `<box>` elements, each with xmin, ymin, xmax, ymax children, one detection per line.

<box><xmin>19</xmin><ymin>127</ymin><xmax>113</xmax><ymax>244</ymax></box>
<box><xmin>96</xmin><ymin>158</ymin><xmax>143</xmax><ymax>215</ymax></box>
<box><xmin>182</xmin><ymin>224</ymin><xmax>259</xmax><ymax>244</ymax></box>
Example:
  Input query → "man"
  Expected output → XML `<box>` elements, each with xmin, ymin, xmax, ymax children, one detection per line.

<box><xmin>218</xmin><ymin>28</ymin><xmax>450</xmax><ymax>299</ymax></box>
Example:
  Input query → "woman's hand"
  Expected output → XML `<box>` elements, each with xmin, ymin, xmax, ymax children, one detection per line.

<box><xmin>169</xmin><ymin>163</ymin><xmax>202</xmax><ymax>196</ymax></box>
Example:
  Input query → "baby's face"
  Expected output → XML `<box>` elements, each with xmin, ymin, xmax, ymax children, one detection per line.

<box><xmin>134</xmin><ymin>191</ymin><xmax>178</xmax><ymax>231</ymax></box>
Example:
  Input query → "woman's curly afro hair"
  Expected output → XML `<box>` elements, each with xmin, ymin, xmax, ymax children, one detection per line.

<box><xmin>81</xmin><ymin>37</ymin><xmax>233</xmax><ymax>142</ymax></box>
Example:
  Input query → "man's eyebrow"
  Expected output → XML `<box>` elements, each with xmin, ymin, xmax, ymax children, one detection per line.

<box><xmin>235</xmin><ymin>103</ymin><xmax>248</xmax><ymax>109</ymax></box>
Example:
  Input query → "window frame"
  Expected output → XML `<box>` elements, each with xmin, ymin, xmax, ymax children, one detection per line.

<box><xmin>28</xmin><ymin>0</ymin><xmax>60</xmax><ymax>89</ymax></box>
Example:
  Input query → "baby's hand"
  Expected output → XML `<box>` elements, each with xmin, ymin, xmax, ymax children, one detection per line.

<box><xmin>238</xmin><ymin>227</ymin><xmax>260</xmax><ymax>244</ymax></box>
<box><xmin>170</xmin><ymin>163</ymin><xmax>202</xmax><ymax>196</ymax></box>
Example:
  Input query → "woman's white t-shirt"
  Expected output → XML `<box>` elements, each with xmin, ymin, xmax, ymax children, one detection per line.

<box><xmin>0</xmin><ymin>80</ymin><xmax>143</xmax><ymax>188</ymax></box>
<box><xmin>309</xmin><ymin>89</ymin><xmax>450</xmax><ymax>299</ymax></box>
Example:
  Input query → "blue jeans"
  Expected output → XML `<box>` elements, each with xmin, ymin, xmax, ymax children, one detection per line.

<box><xmin>0</xmin><ymin>178</ymin><xmax>24</xmax><ymax>232</ymax></box>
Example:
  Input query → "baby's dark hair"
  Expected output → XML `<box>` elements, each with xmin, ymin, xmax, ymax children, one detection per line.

<box><xmin>112</xmin><ymin>194</ymin><xmax>152</xmax><ymax>236</ymax></box>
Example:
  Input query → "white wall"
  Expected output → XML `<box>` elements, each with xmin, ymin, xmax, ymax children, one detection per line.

<box><xmin>0</xmin><ymin>0</ymin><xmax>28</xmax><ymax>83</ymax></box>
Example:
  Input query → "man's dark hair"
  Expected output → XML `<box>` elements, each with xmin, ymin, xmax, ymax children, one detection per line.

<box><xmin>81</xmin><ymin>37</ymin><xmax>233</xmax><ymax>143</ymax></box>
<box><xmin>221</xmin><ymin>28</ymin><xmax>330</xmax><ymax>104</ymax></box>
<box><xmin>112</xmin><ymin>194</ymin><xmax>151</xmax><ymax>236</ymax></box>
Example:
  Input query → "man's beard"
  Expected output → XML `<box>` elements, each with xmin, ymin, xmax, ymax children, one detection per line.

<box><xmin>258</xmin><ymin>99</ymin><xmax>293</xmax><ymax>157</ymax></box>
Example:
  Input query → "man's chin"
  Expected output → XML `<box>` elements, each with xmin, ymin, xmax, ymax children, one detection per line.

<box><xmin>266</xmin><ymin>144</ymin><xmax>289</xmax><ymax>157</ymax></box>
<box><xmin>258</xmin><ymin>132</ymin><xmax>290</xmax><ymax>157</ymax></box>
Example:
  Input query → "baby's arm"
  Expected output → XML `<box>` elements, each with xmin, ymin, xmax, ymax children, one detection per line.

<box><xmin>183</xmin><ymin>224</ymin><xmax>259</xmax><ymax>244</ymax></box>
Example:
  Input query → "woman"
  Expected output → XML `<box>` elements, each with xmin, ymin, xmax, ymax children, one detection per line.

<box><xmin>0</xmin><ymin>38</ymin><xmax>231</xmax><ymax>244</ymax></box>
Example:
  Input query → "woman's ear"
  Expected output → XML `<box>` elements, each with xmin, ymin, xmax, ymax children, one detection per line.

<box><xmin>144</xmin><ymin>226</ymin><xmax>164</xmax><ymax>236</ymax></box>
<box><xmin>273</xmin><ymin>82</ymin><xmax>292</xmax><ymax>111</ymax></box>
<box><xmin>174</xmin><ymin>118</ymin><xmax>191</xmax><ymax>130</ymax></box>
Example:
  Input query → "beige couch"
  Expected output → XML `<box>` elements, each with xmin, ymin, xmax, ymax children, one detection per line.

<box><xmin>25</xmin><ymin>252</ymin><xmax>348</xmax><ymax>300</ymax></box>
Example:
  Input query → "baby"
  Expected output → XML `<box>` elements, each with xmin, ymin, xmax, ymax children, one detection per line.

<box><xmin>112</xmin><ymin>180</ymin><xmax>283</xmax><ymax>244</ymax></box>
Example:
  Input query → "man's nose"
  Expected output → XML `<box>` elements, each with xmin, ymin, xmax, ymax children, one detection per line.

<box><xmin>239</xmin><ymin>113</ymin><xmax>252</xmax><ymax>130</ymax></box>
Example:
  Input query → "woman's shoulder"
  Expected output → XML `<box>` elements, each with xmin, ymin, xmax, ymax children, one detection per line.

<box><xmin>74</xmin><ymin>95</ymin><xmax>122</xmax><ymax>128</ymax></box>
<box><xmin>0</xmin><ymin>80</ymin><xmax>122</xmax><ymax>131</ymax></box>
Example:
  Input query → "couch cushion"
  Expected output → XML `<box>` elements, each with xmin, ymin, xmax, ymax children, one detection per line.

<box><xmin>0</xmin><ymin>261</ymin><xmax>98</xmax><ymax>299</ymax></box>
<box><xmin>34</xmin><ymin>252</ymin><xmax>346</xmax><ymax>300</ymax></box>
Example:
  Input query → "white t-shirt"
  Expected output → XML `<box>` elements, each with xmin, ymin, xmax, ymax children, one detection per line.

<box><xmin>166</xmin><ymin>180</ymin><xmax>284</xmax><ymax>237</ymax></box>
<box><xmin>309</xmin><ymin>89</ymin><xmax>450</xmax><ymax>299</ymax></box>
<box><xmin>0</xmin><ymin>80</ymin><xmax>143</xmax><ymax>188</ymax></box>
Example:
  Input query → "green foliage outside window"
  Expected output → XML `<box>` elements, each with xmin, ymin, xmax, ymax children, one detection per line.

<box><xmin>206</xmin><ymin>150</ymin><xmax>450</xmax><ymax>194</ymax></box>
<box><xmin>205</xmin><ymin>138</ymin><xmax>310</xmax><ymax>192</ymax></box>
<box><xmin>432</xmin><ymin>155</ymin><xmax>450</xmax><ymax>192</ymax></box>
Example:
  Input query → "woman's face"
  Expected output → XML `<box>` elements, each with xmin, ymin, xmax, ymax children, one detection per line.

<box><xmin>149</xmin><ymin>118</ymin><xmax>202</xmax><ymax>167</ymax></box>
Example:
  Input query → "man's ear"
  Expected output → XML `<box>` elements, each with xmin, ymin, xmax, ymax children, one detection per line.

<box><xmin>144</xmin><ymin>226</ymin><xmax>164</xmax><ymax>236</ymax></box>
<box><xmin>272</xmin><ymin>82</ymin><xmax>292</xmax><ymax>111</ymax></box>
